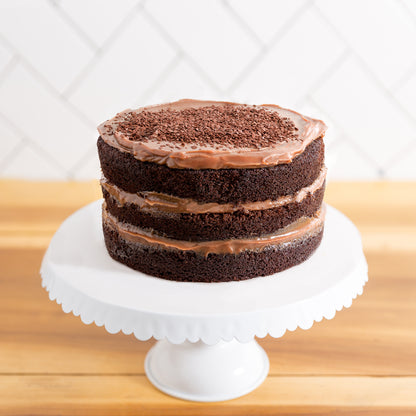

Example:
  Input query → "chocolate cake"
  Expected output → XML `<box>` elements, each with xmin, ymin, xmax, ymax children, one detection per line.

<box><xmin>97</xmin><ymin>99</ymin><xmax>327</xmax><ymax>282</ymax></box>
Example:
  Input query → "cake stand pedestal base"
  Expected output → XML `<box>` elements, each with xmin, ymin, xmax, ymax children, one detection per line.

<box><xmin>145</xmin><ymin>339</ymin><xmax>269</xmax><ymax>402</ymax></box>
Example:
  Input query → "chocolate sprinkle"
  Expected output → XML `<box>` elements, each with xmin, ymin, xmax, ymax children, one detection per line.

<box><xmin>116</xmin><ymin>105</ymin><xmax>299</xmax><ymax>150</ymax></box>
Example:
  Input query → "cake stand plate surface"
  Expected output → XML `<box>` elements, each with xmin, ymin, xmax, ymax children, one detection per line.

<box><xmin>41</xmin><ymin>200</ymin><xmax>367</xmax><ymax>402</ymax></box>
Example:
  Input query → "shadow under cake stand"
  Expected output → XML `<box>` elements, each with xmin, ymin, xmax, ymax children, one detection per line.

<box><xmin>40</xmin><ymin>200</ymin><xmax>367</xmax><ymax>402</ymax></box>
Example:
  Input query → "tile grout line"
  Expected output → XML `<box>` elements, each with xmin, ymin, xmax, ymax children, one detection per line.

<box><xmin>313</xmin><ymin>2</ymin><xmax>416</xmax><ymax>128</ymax></box>
<box><xmin>0</xmin><ymin>111</ymin><xmax>69</xmax><ymax>177</ymax></box>
<box><xmin>61</xmin><ymin>0</ymin><xmax>145</xmax><ymax>99</ymax></box>
<box><xmin>0</xmin><ymin>30</ymin><xmax>98</xmax><ymax>129</ymax></box>
<box><xmin>397</xmin><ymin>0</ymin><xmax>416</xmax><ymax>26</ymax></box>
<box><xmin>140</xmin><ymin>6</ymin><xmax>225</xmax><ymax>95</ymax></box>
<box><xmin>67</xmin><ymin>143</ymin><xmax>99</xmax><ymax>180</ymax></box>
<box><xmin>0</xmin><ymin>138</ymin><xmax>26</xmax><ymax>174</ymax></box>
<box><xmin>297</xmin><ymin>48</ymin><xmax>351</xmax><ymax>103</ymax></box>
<box><xmin>221</xmin><ymin>0</ymin><xmax>265</xmax><ymax>47</ymax></box>
<box><xmin>17</xmin><ymin>59</ymin><xmax>96</xmax><ymax>128</ymax></box>
<box><xmin>307</xmin><ymin>97</ymin><xmax>384</xmax><ymax>178</ymax></box>
<box><xmin>133</xmin><ymin>53</ymin><xmax>184</xmax><ymax>107</ymax></box>
<box><xmin>225</xmin><ymin>0</ymin><xmax>312</xmax><ymax>95</ymax></box>
<box><xmin>390</xmin><ymin>60</ymin><xmax>416</xmax><ymax>91</ymax></box>
<box><xmin>47</xmin><ymin>0</ymin><xmax>100</xmax><ymax>52</ymax></box>
<box><xmin>0</xmin><ymin>55</ymin><xmax>19</xmax><ymax>87</ymax></box>
<box><xmin>383</xmin><ymin>137</ymin><xmax>416</xmax><ymax>174</ymax></box>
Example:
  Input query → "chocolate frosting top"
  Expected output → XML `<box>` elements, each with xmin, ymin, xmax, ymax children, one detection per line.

<box><xmin>98</xmin><ymin>99</ymin><xmax>327</xmax><ymax>169</ymax></box>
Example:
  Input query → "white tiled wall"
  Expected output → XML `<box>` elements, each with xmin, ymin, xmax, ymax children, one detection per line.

<box><xmin>0</xmin><ymin>0</ymin><xmax>415</xmax><ymax>180</ymax></box>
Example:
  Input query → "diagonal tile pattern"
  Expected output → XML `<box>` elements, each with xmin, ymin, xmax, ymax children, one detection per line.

<box><xmin>0</xmin><ymin>0</ymin><xmax>94</xmax><ymax>93</ymax></box>
<box><xmin>58</xmin><ymin>0</ymin><xmax>139</xmax><ymax>48</ymax></box>
<box><xmin>0</xmin><ymin>42</ymin><xmax>13</xmax><ymax>74</ymax></box>
<box><xmin>316</xmin><ymin>0</ymin><xmax>416</xmax><ymax>88</ymax></box>
<box><xmin>312</xmin><ymin>56</ymin><xmax>416</xmax><ymax>171</ymax></box>
<box><xmin>225</xmin><ymin>0</ymin><xmax>309</xmax><ymax>44</ymax></box>
<box><xmin>0</xmin><ymin>0</ymin><xmax>415</xmax><ymax>180</ymax></box>
<box><xmin>231</xmin><ymin>6</ymin><xmax>347</xmax><ymax>106</ymax></box>
<box><xmin>69</xmin><ymin>10</ymin><xmax>177</xmax><ymax>122</ymax></box>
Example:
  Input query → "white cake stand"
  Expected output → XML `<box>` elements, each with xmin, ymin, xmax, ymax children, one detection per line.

<box><xmin>40</xmin><ymin>200</ymin><xmax>367</xmax><ymax>402</ymax></box>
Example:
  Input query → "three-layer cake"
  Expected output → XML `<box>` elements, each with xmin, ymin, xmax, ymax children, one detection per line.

<box><xmin>97</xmin><ymin>99</ymin><xmax>327</xmax><ymax>282</ymax></box>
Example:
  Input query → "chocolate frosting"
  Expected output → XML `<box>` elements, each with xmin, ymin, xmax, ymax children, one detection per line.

<box><xmin>103</xmin><ymin>204</ymin><xmax>326</xmax><ymax>257</ymax></box>
<box><xmin>101</xmin><ymin>166</ymin><xmax>327</xmax><ymax>215</ymax></box>
<box><xmin>98</xmin><ymin>99</ymin><xmax>327</xmax><ymax>169</ymax></box>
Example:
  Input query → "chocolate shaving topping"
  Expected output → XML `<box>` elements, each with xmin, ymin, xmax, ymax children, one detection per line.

<box><xmin>115</xmin><ymin>105</ymin><xmax>299</xmax><ymax>150</ymax></box>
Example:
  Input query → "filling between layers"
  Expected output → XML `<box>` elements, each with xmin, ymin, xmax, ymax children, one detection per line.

<box><xmin>103</xmin><ymin>204</ymin><xmax>326</xmax><ymax>257</ymax></box>
<box><xmin>101</xmin><ymin>166</ymin><xmax>327</xmax><ymax>215</ymax></box>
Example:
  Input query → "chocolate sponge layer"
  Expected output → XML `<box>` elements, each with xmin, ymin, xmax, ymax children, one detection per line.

<box><xmin>103</xmin><ymin>222</ymin><xmax>324</xmax><ymax>282</ymax></box>
<box><xmin>102</xmin><ymin>182</ymin><xmax>325</xmax><ymax>241</ymax></box>
<box><xmin>98</xmin><ymin>137</ymin><xmax>324</xmax><ymax>204</ymax></box>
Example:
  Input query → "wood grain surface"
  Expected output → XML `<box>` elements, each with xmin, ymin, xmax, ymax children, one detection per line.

<box><xmin>0</xmin><ymin>180</ymin><xmax>415</xmax><ymax>415</ymax></box>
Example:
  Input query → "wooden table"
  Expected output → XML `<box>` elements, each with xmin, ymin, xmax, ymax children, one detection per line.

<box><xmin>1</xmin><ymin>180</ymin><xmax>415</xmax><ymax>415</ymax></box>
